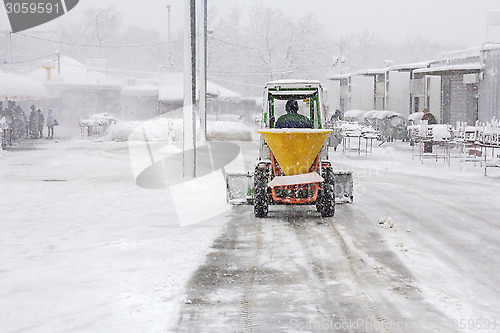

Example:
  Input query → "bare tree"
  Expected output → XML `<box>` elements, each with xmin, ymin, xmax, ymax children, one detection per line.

<box><xmin>83</xmin><ymin>5</ymin><xmax>122</xmax><ymax>49</ymax></box>
<box><xmin>208</xmin><ymin>5</ymin><xmax>334</xmax><ymax>94</ymax></box>
<box><xmin>58</xmin><ymin>4</ymin><xmax>123</xmax><ymax>61</ymax></box>
<box><xmin>331</xmin><ymin>31</ymin><xmax>469</xmax><ymax>72</ymax></box>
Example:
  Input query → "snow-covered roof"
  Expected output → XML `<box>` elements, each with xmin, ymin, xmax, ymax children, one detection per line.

<box><xmin>155</xmin><ymin>72</ymin><xmax>183</xmax><ymax>102</ymax></box>
<box><xmin>389</xmin><ymin>61</ymin><xmax>434</xmax><ymax>71</ymax></box>
<box><xmin>266</xmin><ymin>79</ymin><xmax>321</xmax><ymax>85</ymax></box>
<box><xmin>413</xmin><ymin>63</ymin><xmax>482</xmax><ymax>74</ymax></box>
<box><xmin>158</xmin><ymin>72</ymin><xmax>241</xmax><ymax>102</ymax></box>
<box><xmin>158</xmin><ymin>84</ymin><xmax>184</xmax><ymax>102</ymax></box>
<box><xmin>207</xmin><ymin>81</ymin><xmax>241</xmax><ymax>101</ymax></box>
<box><xmin>121</xmin><ymin>84</ymin><xmax>158</xmax><ymax>96</ymax></box>
<box><xmin>439</xmin><ymin>46</ymin><xmax>481</xmax><ymax>62</ymax></box>
<box><xmin>352</xmin><ymin>68</ymin><xmax>388</xmax><ymax>76</ymax></box>
<box><xmin>329</xmin><ymin>62</ymin><xmax>434</xmax><ymax>77</ymax></box>
<box><xmin>328</xmin><ymin>74</ymin><xmax>350</xmax><ymax>80</ymax></box>
<box><xmin>0</xmin><ymin>72</ymin><xmax>49</xmax><ymax>101</ymax></box>
<box><xmin>482</xmin><ymin>43</ymin><xmax>500</xmax><ymax>52</ymax></box>
<box><xmin>29</xmin><ymin>56</ymin><xmax>120</xmax><ymax>87</ymax></box>
<box><xmin>269</xmin><ymin>89</ymin><xmax>319</xmax><ymax>97</ymax></box>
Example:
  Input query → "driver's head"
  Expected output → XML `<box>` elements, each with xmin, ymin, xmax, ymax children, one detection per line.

<box><xmin>286</xmin><ymin>100</ymin><xmax>299</xmax><ymax>113</ymax></box>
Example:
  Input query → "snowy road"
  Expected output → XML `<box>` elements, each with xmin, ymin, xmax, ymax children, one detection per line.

<box><xmin>176</xmin><ymin>146</ymin><xmax>500</xmax><ymax>332</ymax></box>
<box><xmin>176</xmin><ymin>206</ymin><xmax>449</xmax><ymax>332</ymax></box>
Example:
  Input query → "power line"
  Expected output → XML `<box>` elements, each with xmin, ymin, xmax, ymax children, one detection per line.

<box><xmin>208</xmin><ymin>76</ymin><xmax>263</xmax><ymax>88</ymax></box>
<box><xmin>58</xmin><ymin>59</ymin><xmax>168</xmax><ymax>75</ymax></box>
<box><xmin>208</xmin><ymin>36</ymin><xmax>264</xmax><ymax>52</ymax></box>
<box><xmin>2</xmin><ymin>52</ymin><xmax>57</xmax><ymax>65</ymax></box>
<box><xmin>209</xmin><ymin>36</ymin><xmax>339</xmax><ymax>53</ymax></box>
<box><xmin>208</xmin><ymin>64</ymin><xmax>332</xmax><ymax>76</ymax></box>
<box><xmin>13</xmin><ymin>32</ymin><xmax>182</xmax><ymax>48</ymax></box>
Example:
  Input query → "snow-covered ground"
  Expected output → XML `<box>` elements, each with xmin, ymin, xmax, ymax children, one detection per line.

<box><xmin>0</xmin><ymin>137</ymin><xmax>227</xmax><ymax>332</ymax></box>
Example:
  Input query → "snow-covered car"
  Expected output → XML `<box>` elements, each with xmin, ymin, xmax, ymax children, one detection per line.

<box><xmin>88</xmin><ymin>112</ymin><xmax>117</xmax><ymax>125</ymax></box>
<box><xmin>79</xmin><ymin>113</ymin><xmax>117</xmax><ymax>137</ymax></box>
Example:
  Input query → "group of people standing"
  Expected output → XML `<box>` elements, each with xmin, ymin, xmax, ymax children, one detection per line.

<box><xmin>28</xmin><ymin>105</ymin><xmax>46</xmax><ymax>139</ymax></box>
<box><xmin>0</xmin><ymin>101</ymin><xmax>58</xmax><ymax>147</ymax></box>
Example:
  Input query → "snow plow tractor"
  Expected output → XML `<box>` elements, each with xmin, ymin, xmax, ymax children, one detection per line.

<box><xmin>226</xmin><ymin>80</ymin><xmax>353</xmax><ymax>218</ymax></box>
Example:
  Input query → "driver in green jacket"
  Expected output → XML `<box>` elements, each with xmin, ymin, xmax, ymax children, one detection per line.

<box><xmin>275</xmin><ymin>100</ymin><xmax>313</xmax><ymax>129</ymax></box>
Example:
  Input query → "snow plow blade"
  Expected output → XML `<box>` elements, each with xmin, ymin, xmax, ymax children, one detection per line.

<box><xmin>225</xmin><ymin>171</ymin><xmax>352</xmax><ymax>204</ymax></box>
<box><xmin>334</xmin><ymin>171</ymin><xmax>354</xmax><ymax>203</ymax></box>
<box><xmin>258</xmin><ymin>129</ymin><xmax>333</xmax><ymax>176</ymax></box>
<box><xmin>226</xmin><ymin>172</ymin><xmax>253</xmax><ymax>204</ymax></box>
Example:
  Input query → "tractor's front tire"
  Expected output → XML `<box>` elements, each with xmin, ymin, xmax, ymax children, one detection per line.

<box><xmin>254</xmin><ymin>168</ymin><xmax>269</xmax><ymax>218</ymax></box>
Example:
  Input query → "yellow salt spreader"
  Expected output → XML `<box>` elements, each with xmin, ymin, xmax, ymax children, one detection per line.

<box><xmin>254</xmin><ymin>128</ymin><xmax>335</xmax><ymax>217</ymax></box>
<box><xmin>225</xmin><ymin>80</ymin><xmax>353</xmax><ymax>218</ymax></box>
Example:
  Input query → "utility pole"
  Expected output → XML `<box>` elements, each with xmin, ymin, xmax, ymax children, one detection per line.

<box><xmin>197</xmin><ymin>0</ymin><xmax>207</xmax><ymax>142</ymax></box>
<box><xmin>190</xmin><ymin>0</ymin><xmax>196</xmax><ymax>176</ymax></box>
<box><xmin>167</xmin><ymin>4</ymin><xmax>171</xmax><ymax>66</ymax></box>
<box><xmin>9</xmin><ymin>32</ymin><xmax>13</xmax><ymax>72</ymax></box>
<box><xmin>183</xmin><ymin>0</ymin><xmax>196</xmax><ymax>177</ymax></box>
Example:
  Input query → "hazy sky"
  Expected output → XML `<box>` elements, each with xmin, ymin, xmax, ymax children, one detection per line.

<box><xmin>1</xmin><ymin>0</ymin><xmax>500</xmax><ymax>46</ymax></box>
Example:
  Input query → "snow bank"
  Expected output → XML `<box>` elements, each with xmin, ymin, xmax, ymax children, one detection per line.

<box><xmin>107</xmin><ymin>119</ymin><xmax>253</xmax><ymax>142</ymax></box>
<box><xmin>206</xmin><ymin>121</ymin><xmax>253</xmax><ymax>141</ymax></box>
<box><xmin>107</xmin><ymin>120</ymin><xmax>144</xmax><ymax>142</ymax></box>
<box><xmin>104</xmin><ymin>118</ymin><xmax>182</xmax><ymax>143</ymax></box>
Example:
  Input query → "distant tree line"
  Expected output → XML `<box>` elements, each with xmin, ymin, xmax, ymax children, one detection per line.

<box><xmin>0</xmin><ymin>3</ymin><xmax>467</xmax><ymax>96</ymax></box>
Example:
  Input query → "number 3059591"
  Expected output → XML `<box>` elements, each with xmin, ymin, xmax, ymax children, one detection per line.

<box><xmin>5</xmin><ymin>2</ymin><xmax>61</xmax><ymax>14</ymax></box>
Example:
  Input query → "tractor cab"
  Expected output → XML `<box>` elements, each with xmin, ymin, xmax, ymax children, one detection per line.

<box><xmin>259</xmin><ymin>80</ymin><xmax>329</xmax><ymax>160</ymax></box>
<box><xmin>262</xmin><ymin>80</ymin><xmax>326</xmax><ymax>129</ymax></box>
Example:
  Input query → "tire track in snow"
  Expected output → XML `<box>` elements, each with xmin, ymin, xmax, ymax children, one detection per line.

<box><xmin>176</xmin><ymin>204</ymin><xmax>454</xmax><ymax>332</ymax></box>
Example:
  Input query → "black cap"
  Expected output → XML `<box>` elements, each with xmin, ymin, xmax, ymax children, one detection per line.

<box><xmin>286</xmin><ymin>100</ymin><xmax>298</xmax><ymax>113</ymax></box>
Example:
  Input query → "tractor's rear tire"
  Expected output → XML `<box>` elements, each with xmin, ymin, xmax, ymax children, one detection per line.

<box><xmin>317</xmin><ymin>167</ymin><xmax>335</xmax><ymax>217</ymax></box>
<box><xmin>317</xmin><ymin>183</ymin><xmax>335</xmax><ymax>217</ymax></box>
<box><xmin>254</xmin><ymin>168</ymin><xmax>268</xmax><ymax>218</ymax></box>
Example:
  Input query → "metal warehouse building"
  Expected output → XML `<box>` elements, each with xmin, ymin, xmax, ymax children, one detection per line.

<box><xmin>328</xmin><ymin>44</ymin><xmax>500</xmax><ymax>125</ymax></box>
